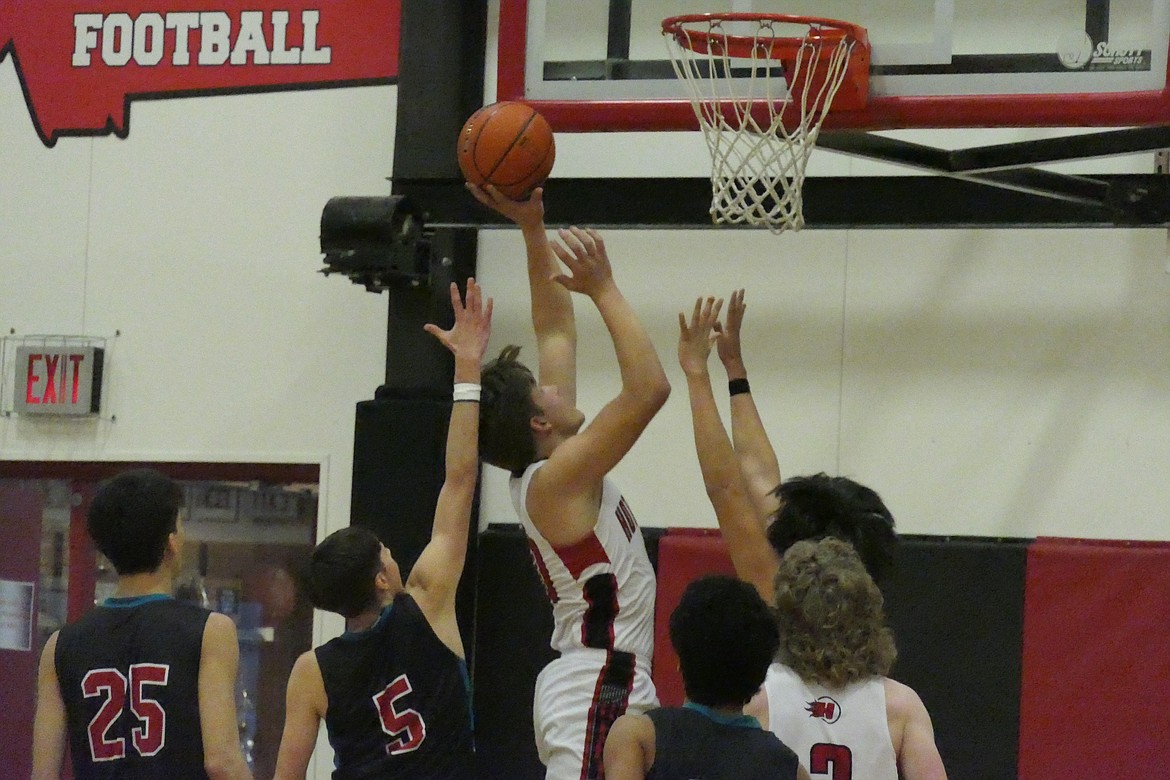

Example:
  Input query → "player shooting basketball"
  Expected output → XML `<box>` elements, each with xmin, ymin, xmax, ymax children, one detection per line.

<box><xmin>472</xmin><ymin>184</ymin><xmax>669</xmax><ymax>780</ymax></box>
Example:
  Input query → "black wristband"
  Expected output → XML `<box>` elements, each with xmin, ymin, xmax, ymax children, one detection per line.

<box><xmin>729</xmin><ymin>378</ymin><xmax>751</xmax><ymax>396</ymax></box>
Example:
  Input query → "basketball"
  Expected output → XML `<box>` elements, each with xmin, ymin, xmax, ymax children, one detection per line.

<box><xmin>458</xmin><ymin>101</ymin><xmax>555</xmax><ymax>200</ymax></box>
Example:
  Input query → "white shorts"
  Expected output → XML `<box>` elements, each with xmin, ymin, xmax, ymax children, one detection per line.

<box><xmin>533</xmin><ymin>648</ymin><xmax>658</xmax><ymax>780</ymax></box>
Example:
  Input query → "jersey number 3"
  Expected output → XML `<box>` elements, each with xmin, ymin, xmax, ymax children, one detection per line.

<box><xmin>82</xmin><ymin>664</ymin><xmax>169</xmax><ymax>761</ymax></box>
<box><xmin>373</xmin><ymin>674</ymin><xmax>427</xmax><ymax>754</ymax></box>
<box><xmin>810</xmin><ymin>743</ymin><xmax>853</xmax><ymax>780</ymax></box>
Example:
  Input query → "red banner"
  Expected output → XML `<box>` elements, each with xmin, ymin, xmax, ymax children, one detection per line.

<box><xmin>0</xmin><ymin>2</ymin><xmax>400</xmax><ymax>146</ymax></box>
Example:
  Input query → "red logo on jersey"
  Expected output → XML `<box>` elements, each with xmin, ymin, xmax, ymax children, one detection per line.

<box><xmin>0</xmin><ymin>2</ymin><xmax>400</xmax><ymax>147</ymax></box>
<box><xmin>806</xmin><ymin>696</ymin><xmax>842</xmax><ymax>724</ymax></box>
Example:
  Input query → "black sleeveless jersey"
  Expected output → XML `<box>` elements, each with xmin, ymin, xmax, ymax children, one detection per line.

<box><xmin>316</xmin><ymin>592</ymin><xmax>475</xmax><ymax>780</ymax></box>
<box><xmin>54</xmin><ymin>595</ymin><xmax>211</xmax><ymax>780</ymax></box>
<box><xmin>646</xmin><ymin>706</ymin><xmax>801</xmax><ymax>780</ymax></box>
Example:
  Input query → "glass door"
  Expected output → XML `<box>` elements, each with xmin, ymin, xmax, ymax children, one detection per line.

<box><xmin>0</xmin><ymin>462</ymin><xmax>319</xmax><ymax>779</ymax></box>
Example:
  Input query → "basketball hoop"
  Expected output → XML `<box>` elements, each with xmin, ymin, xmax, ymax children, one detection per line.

<box><xmin>662</xmin><ymin>13</ymin><xmax>870</xmax><ymax>232</ymax></box>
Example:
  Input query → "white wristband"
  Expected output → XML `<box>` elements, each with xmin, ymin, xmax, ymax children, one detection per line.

<box><xmin>453</xmin><ymin>382</ymin><xmax>481</xmax><ymax>403</ymax></box>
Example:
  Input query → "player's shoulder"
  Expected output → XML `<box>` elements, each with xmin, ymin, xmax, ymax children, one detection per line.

<box><xmin>730</xmin><ymin>721</ymin><xmax>801</xmax><ymax>778</ymax></box>
<box><xmin>199</xmin><ymin>609</ymin><xmax>239</xmax><ymax>648</ymax></box>
<box><xmin>145</xmin><ymin>596</ymin><xmax>217</xmax><ymax>626</ymax></box>
<box><xmin>758</xmin><ymin>726</ymin><xmax>801</xmax><ymax>767</ymax></box>
<box><xmin>611</xmin><ymin>709</ymin><xmax>655</xmax><ymax>740</ymax></box>
<box><xmin>40</xmin><ymin>629</ymin><xmax>61</xmax><ymax>661</ymax></box>
<box><xmin>882</xmin><ymin>676</ymin><xmax>930</xmax><ymax>718</ymax></box>
<box><xmin>203</xmin><ymin>609</ymin><xmax>236</xmax><ymax>631</ymax></box>
<box><xmin>291</xmin><ymin>646</ymin><xmax>322</xmax><ymax>678</ymax></box>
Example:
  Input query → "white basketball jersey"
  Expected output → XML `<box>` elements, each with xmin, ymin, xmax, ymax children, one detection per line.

<box><xmin>510</xmin><ymin>460</ymin><xmax>656</xmax><ymax>659</ymax></box>
<box><xmin>764</xmin><ymin>663</ymin><xmax>898</xmax><ymax>780</ymax></box>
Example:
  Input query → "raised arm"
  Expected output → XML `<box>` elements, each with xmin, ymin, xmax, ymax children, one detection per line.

<box><xmin>30</xmin><ymin>632</ymin><xmax>66</xmax><ymax>780</ymax></box>
<box><xmin>717</xmin><ymin>289</ymin><xmax>782</xmax><ymax>523</ymax></box>
<box><xmin>272</xmin><ymin>650</ymin><xmax>328</xmax><ymax>780</ymax></box>
<box><xmin>199</xmin><ymin>613</ymin><xmax>254</xmax><ymax>780</ymax></box>
<box><xmin>680</xmin><ymin>296</ymin><xmax>780</xmax><ymax>601</ymax></box>
<box><xmin>406</xmin><ymin>278</ymin><xmax>492</xmax><ymax>652</ymax></box>
<box><xmin>528</xmin><ymin>228</ymin><xmax>670</xmax><ymax>535</ymax></box>
<box><xmin>468</xmin><ymin>184</ymin><xmax>576</xmax><ymax>402</ymax></box>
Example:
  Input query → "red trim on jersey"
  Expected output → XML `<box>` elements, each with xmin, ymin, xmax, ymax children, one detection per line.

<box><xmin>526</xmin><ymin>539</ymin><xmax>559</xmax><ymax>604</ymax></box>
<box><xmin>579</xmin><ymin>651</ymin><xmax>636</xmax><ymax>780</ymax></box>
<box><xmin>579</xmin><ymin>666</ymin><xmax>608</xmax><ymax>780</ymax></box>
<box><xmin>553</xmin><ymin>533</ymin><xmax>610</xmax><ymax>581</ymax></box>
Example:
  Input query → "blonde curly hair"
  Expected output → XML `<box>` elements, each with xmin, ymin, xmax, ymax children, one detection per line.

<box><xmin>772</xmin><ymin>537</ymin><xmax>897</xmax><ymax>689</ymax></box>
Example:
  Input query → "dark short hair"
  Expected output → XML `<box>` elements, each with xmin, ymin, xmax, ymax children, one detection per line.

<box><xmin>479</xmin><ymin>345</ymin><xmax>540</xmax><ymax>474</ymax></box>
<box><xmin>307</xmin><ymin>526</ymin><xmax>383</xmax><ymax>618</ymax></box>
<box><xmin>670</xmin><ymin>575</ymin><xmax>780</xmax><ymax>708</ymax></box>
<box><xmin>87</xmin><ymin>469</ymin><xmax>183</xmax><ymax>576</ymax></box>
<box><xmin>768</xmin><ymin>473</ymin><xmax>898</xmax><ymax>583</ymax></box>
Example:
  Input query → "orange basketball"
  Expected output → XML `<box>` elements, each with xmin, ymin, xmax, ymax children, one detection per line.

<box><xmin>458</xmin><ymin>101</ymin><xmax>555</xmax><ymax>200</ymax></box>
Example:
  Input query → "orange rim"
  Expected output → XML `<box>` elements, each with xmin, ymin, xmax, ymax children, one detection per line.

<box><xmin>662</xmin><ymin>12</ymin><xmax>868</xmax><ymax>60</ymax></box>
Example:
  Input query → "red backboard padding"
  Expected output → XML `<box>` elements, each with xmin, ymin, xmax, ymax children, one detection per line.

<box><xmin>652</xmin><ymin>529</ymin><xmax>737</xmax><ymax>707</ymax></box>
<box><xmin>1019</xmin><ymin>537</ymin><xmax>1170</xmax><ymax>780</ymax></box>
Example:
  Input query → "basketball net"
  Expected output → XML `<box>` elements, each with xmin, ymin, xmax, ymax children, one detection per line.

<box><xmin>663</xmin><ymin>15</ymin><xmax>863</xmax><ymax>233</ymax></box>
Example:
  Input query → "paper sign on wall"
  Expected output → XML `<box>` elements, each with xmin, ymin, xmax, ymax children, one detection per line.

<box><xmin>0</xmin><ymin>580</ymin><xmax>35</xmax><ymax>652</ymax></box>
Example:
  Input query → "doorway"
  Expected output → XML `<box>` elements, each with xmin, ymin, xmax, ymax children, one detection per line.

<box><xmin>0</xmin><ymin>461</ymin><xmax>319</xmax><ymax>778</ymax></box>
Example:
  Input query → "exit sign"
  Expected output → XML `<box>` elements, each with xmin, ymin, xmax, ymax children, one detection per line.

<box><xmin>13</xmin><ymin>346</ymin><xmax>104</xmax><ymax>416</ymax></box>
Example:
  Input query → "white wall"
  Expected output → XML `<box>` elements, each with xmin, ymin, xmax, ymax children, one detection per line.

<box><xmin>476</xmin><ymin>224</ymin><xmax>1170</xmax><ymax>541</ymax></box>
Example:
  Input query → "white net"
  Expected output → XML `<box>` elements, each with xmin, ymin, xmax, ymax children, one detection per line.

<box><xmin>663</xmin><ymin>16</ymin><xmax>859</xmax><ymax>233</ymax></box>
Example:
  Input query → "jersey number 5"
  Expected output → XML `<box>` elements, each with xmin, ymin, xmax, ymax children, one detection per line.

<box><xmin>810</xmin><ymin>743</ymin><xmax>853</xmax><ymax>780</ymax></box>
<box><xmin>82</xmin><ymin>664</ymin><xmax>170</xmax><ymax>761</ymax></box>
<box><xmin>373</xmin><ymin>674</ymin><xmax>427</xmax><ymax>754</ymax></box>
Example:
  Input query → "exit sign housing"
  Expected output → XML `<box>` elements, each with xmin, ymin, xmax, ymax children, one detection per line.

<box><xmin>13</xmin><ymin>346</ymin><xmax>104</xmax><ymax>416</ymax></box>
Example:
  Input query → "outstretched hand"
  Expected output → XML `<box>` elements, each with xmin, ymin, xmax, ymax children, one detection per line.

<box><xmin>678</xmin><ymin>296</ymin><xmax>724</xmax><ymax>377</ymax></box>
<box><xmin>466</xmin><ymin>183</ymin><xmax>545</xmax><ymax>230</ymax></box>
<box><xmin>424</xmin><ymin>277</ymin><xmax>493</xmax><ymax>364</ymax></box>
<box><xmin>715</xmin><ymin>288</ymin><xmax>747</xmax><ymax>375</ymax></box>
<box><xmin>548</xmin><ymin>227</ymin><xmax>616</xmax><ymax>299</ymax></box>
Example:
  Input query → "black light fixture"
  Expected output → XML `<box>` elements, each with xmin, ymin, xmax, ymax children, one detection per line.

<box><xmin>319</xmin><ymin>195</ymin><xmax>434</xmax><ymax>292</ymax></box>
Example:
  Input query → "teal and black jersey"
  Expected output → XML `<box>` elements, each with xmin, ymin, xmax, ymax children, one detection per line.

<box><xmin>317</xmin><ymin>592</ymin><xmax>475</xmax><ymax>780</ymax></box>
<box><xmin>55</xmin><ymin>595</ymin><xmax>211</xmax><ymax>780</ymax></box>
<box><xmin>647</xmin><ymin>704</ymin><xmax>801</xmax><ymax>780</ymax></box>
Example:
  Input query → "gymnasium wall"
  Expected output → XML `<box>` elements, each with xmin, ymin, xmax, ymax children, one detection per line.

<box><xmin>4</xmin><ymin>7</ymin><xmax>1170</xmax><ymax>778</ymax></box>
<box><xmin>477</xmin><ymin>222</ymin><xmax>1170</xmax><ymax>540</ymax></box>
<box><xmin>0</xmin><ymin>61</ymin><xmax>396</xmax><ymax>777</ymax></box>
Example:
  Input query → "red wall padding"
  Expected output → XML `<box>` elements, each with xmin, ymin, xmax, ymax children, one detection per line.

<box><xmin>1019</xmin><ymin>537</ymin><xmax>1170</xmax><ymax>780</ymax></box>
<box><xmin>652</xmin><ymin>529</ymin><xmax>737</xmax><ymax>707</ymax></box>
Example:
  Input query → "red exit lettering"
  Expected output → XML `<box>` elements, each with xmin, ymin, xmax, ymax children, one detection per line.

<box><xmin>24</xmin><ymin>352</ymin><xmax>87</xmax><ymax>405</ymax></box>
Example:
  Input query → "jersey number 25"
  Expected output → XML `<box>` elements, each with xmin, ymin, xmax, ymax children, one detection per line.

<box><xmin>82</xmin><ymin>664</ymin><xmax>169</xmax><ymax>761</ymax></box>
